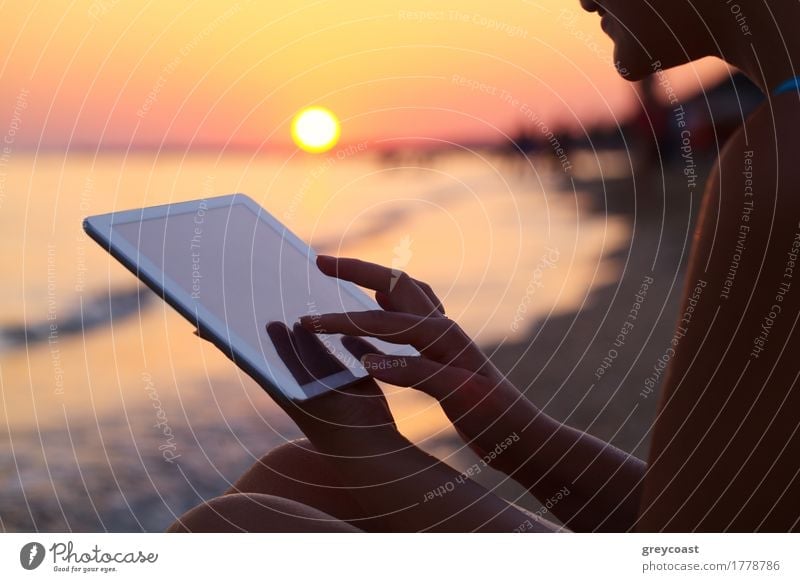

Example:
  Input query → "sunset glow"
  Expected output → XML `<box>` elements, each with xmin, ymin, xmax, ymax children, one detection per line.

<box><xmin>0</xmin><ymin>1</ymin><xmax>727</xmax><ymax>151</ymax></box>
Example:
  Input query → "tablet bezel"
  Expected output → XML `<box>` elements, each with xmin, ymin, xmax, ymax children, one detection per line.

<box><xmin>83</xmin><ymin>193</ymin><xmax>408</xmax><ymax>403</ymax></box>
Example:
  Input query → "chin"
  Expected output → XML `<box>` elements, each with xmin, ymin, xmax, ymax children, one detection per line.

<box><xmin>613</xmin><ymin>43</ymin><xmax>684</xmax><ymax>82</ymax></box>
<box><xmin>615</xmin><ymin>59</ymin><xmax>651</xmax><ymax>82</ymax></box>
<box><xmin>613</xmin><ymin>52</ymin><xmax>651</xmax><ymax>82</ymax></box>
<box><xmin>613</xmin><ymin>28</ymin><xmax>701</xmax><ymax>82</ymax></box>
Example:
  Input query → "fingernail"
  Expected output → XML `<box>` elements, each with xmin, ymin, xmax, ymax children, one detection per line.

<box><xmin>299</xmin><ymin>315</ymin><xmax>323</xmax><ymax>331</ymax></box>
<box><xmin>360</xmin><ymin>353</ymin><xmax>380</xmax><ymax>369</ymax></box>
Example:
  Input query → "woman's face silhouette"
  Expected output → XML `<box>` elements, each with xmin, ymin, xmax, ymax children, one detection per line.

<box><xmin>580</xmin><ymin>0</ymin><xmax>711</xmax><ymax>80</ymax></box>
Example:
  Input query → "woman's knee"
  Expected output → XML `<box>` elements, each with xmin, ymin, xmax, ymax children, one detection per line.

<box><xmin>167</xmin><ymin>493</ymin><xmax>359</xmax><ymax>532</ymax></box>
<box><xmin>226</xmin><ymin>438</ymin><xmax>336</xmax><ymax>495</ymax></box>
<box><xmin>258</xmin><ymin>438</ymin><xmax>322</xmax><ymax>474</ymax></box>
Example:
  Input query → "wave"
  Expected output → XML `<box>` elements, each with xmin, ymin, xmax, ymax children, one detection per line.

<box><xmin>0</xmin><ymin>287</ymin><xmax>152</xmax><ymax>352</ymax></box>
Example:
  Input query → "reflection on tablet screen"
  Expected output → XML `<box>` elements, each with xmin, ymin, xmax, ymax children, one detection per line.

<box><xmin>112</xmin><ymin>200</ymin><xmax>380</xmax><ymax>399</ymax></box>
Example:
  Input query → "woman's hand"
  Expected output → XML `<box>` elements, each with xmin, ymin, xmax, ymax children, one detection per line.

<box><xmin>265</xmin><ymin>321</ymin><xmax>403</xmax><ymax>454</ymax></box>
<box><xmin>299</xmin><ymin>255</ymin><xmax>540</xmax><ymax>470</ymax></box>
<box><xmin>265</xmin><ymin>318</ymin><xmax>546</xmax><ymax>532</ymax></box>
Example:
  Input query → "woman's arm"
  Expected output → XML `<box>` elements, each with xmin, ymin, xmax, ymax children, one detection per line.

<box><xmin>315</xmin><ymin>428</ymin><xmax>556</xmax><ymax>532</ymax></box>
<box><xmin>491</xmin><ymin>408</ymin><xmax>646</xmax><ymax>532</ymax></box>
<box><xmin>355</xmin><ymin>329</ymin><xmax>646</xmax><ymax>532</ymax></box>
<box><xmin>303</xmin><ymin>256</ymin><xmax>646</xmax><ymax>531</ymax></box>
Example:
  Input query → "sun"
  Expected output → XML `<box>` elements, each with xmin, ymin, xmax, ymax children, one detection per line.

<box><xmin>291</xmin><ymin>107</ymin><xmax>341</xmax><ymax>153</ymax></box>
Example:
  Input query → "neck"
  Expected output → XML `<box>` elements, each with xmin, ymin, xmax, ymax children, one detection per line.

<box><xmin>721</xmin><ymin>8</ymin><xmax>800</xmax><ymax>95</ymax></box>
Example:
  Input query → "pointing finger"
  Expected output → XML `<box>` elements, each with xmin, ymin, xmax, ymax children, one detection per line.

<box><xmin>317</xmin><ymin>255</ymin><xmax>444</xmax><ymax>316</ymax></box>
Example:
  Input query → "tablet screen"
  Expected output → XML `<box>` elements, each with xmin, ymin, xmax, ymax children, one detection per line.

<box><xmin>111</xmin><ymin>199</ymin><xmax>388</xmax><ymax>400</ymax></box>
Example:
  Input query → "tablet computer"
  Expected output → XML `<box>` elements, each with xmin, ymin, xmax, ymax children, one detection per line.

<box><xmin>83</xmin><ymin>193</ymin><xmax>418</xmax><ymax>403</ymax></box>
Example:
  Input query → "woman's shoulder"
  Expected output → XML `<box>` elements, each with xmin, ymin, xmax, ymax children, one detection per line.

<box><xmin>716</xmin><ymin>97</ymin><xmax>800</xmax><ymax>194</ymax></box>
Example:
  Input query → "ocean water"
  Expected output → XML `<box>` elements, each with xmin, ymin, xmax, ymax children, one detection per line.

<box><xmin>0</xmin><ymin>150</ymin><xmax>628</xmax><ymax>531</ymax></box>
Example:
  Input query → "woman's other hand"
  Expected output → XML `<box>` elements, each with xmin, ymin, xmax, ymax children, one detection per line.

<box><xmin>265</xmin><ymin>320</ymin><xmax>401</xmax><ymax>453</ymax></box>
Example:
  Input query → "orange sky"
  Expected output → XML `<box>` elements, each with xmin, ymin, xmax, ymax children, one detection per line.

<box><xmin>0</xmin><ymin>0</ymin><xmax>727</xmax><ymax>151</ymax></box>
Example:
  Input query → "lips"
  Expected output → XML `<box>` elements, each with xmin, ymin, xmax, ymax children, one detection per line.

<box><xmin>581</xmin><ymin>0</ymin><xmax>612</xmax><ymax>36</ymax></box>
<box><xmin>581</xmin><ymin>0</ymin><xmax>607</xmax><ymax>17</ymax></box>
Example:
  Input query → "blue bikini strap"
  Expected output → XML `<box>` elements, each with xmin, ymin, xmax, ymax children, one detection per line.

<box><xmin>773</xmin><ymin>75</ymin><xmax>800</xmax><ymax>96</ymax></box>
